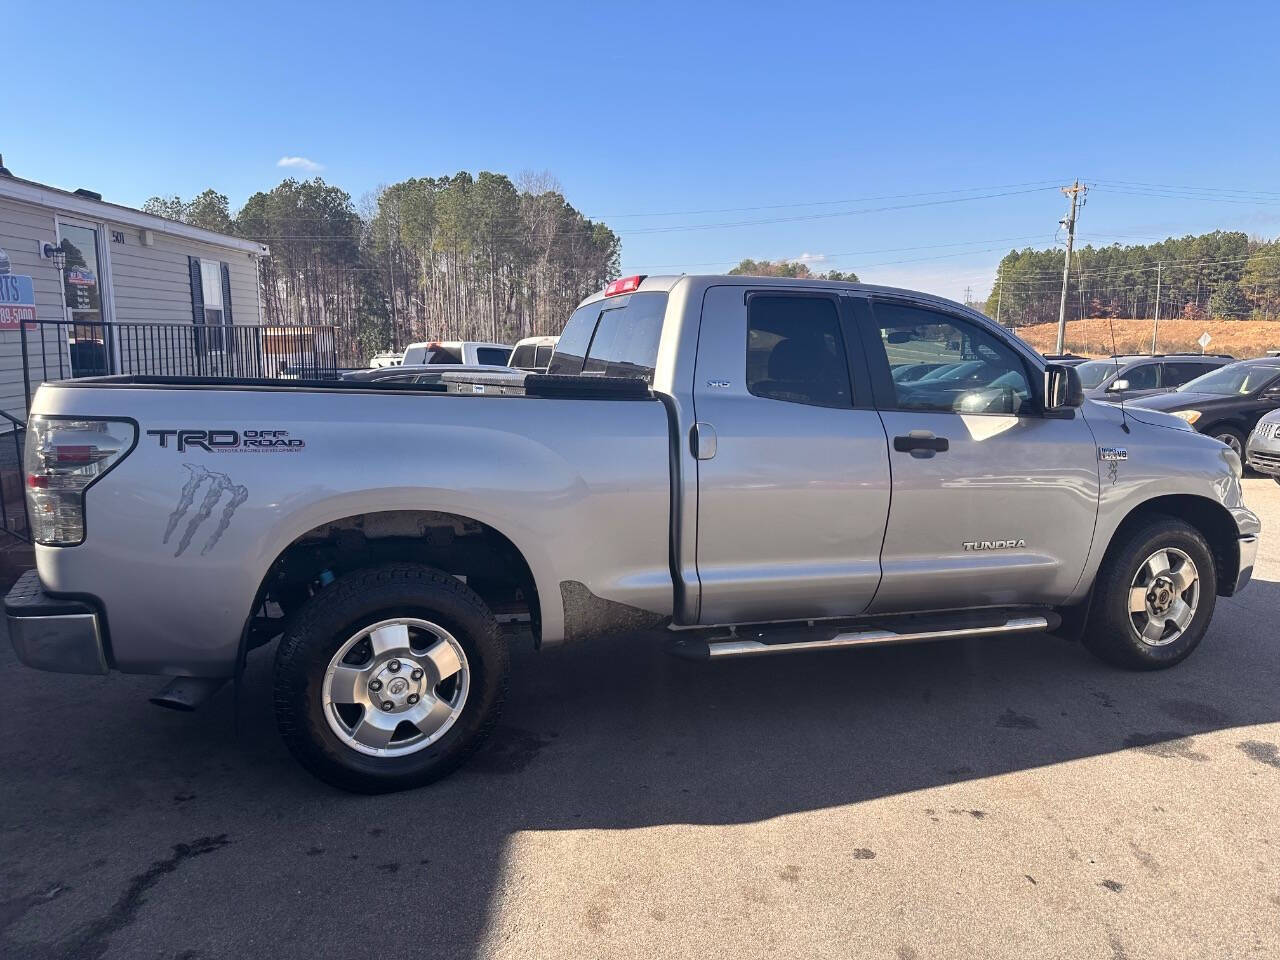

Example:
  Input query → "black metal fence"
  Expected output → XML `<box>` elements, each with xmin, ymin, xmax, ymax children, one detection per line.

<box><xmin>18</xmin><ymin>318</ymin><xmax>340</xmax><ymax>412</ymax></box>
<box><xmin>0</xmin><ymin>410</ymin><xmax>28</xmax><ymax>541</ymax></box>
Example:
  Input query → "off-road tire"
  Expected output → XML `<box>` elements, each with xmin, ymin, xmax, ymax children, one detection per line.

<box><xmin>274</xmin><ymin>563</ymin><xmax>508</xmax><ymax>793</ymax></box>
<box><xmin>1083</xmin><ymin>516</ymin><xmax>1216</xmax><ymax>670</ymax></box>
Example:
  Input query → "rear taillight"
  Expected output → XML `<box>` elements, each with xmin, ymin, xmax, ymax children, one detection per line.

<box><xmin>25</xmin><ymin>416</ymin><xmax>136</xmax><ymax>545</ymax></box>
<box><xmin>604</xmin><ymin>275</ymin><xmax>645</xmax><ymax>297</ymax></box>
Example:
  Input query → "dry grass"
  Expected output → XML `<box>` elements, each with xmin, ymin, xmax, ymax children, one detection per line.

<box><xmin>1012</xmin><ymin>317</ymin><xmax>1280</xmax><ymax>358</ymax></box>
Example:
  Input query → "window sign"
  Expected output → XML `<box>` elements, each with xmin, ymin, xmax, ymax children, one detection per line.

<box><xmin>0</xmin><ymin>262</ymin><xmax>36</xmax><ymax>331</ymax></box>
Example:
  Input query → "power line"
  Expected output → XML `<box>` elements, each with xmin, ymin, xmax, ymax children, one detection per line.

<box><xmin>589</xmin><ymin>180</ymin><xmax>1067</xmax><ymax>219</ymax></box>
<box><xmin>1089</xmin><ymin>177</ymin><xmax>1280</xmax><ymax>198</ymax></box>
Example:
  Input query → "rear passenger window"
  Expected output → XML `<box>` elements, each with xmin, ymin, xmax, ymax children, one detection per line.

<box><xmin>1163</xmin><ymin>361</ymin><xmax>1211</xmax><ymax>386</ymax></box>
<box><xmin>476</xmin><ymin>347</ymin><xmax>509</xmax><ymax>366</ymax></box>
<box><xmin>582</xmin><ymin>292</ymin><xmax>666</xmax><ymax>381</ymax></box>
<box><xmin>746</xmin><ymin>296</ymin><xmax>852</xmax><ymax>408</ymax></box>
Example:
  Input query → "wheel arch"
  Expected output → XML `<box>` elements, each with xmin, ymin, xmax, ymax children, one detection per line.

<box><xmin>1105</xmin><ymin>494</ymin><xmax>1241</xmax><ymax>597</ymax></box>
<box><xmin>245</xmin><ymin>508</ymin><xmax>550</xmax><ymax>661</ymax></box>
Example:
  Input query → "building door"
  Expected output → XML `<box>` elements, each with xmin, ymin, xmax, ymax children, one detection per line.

<box><xmin>57</xmin><ymin>219</ymin><xmax>110</xmax><ymax>377</ymax></box>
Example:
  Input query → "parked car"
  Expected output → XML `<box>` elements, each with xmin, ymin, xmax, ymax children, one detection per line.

<box><xmin>508</xmin><ymin>335</ymin><xmax>559</xmax><ymax>371</ymax></box>
<box><xmin>1131</xmin><ymin>358</ymin><xmax>1280</xmax><ymax>455</ymax></box>
<box><xmin>401</xmin><ymin>340</ymin><xmax>512</xmax><ymax>367</ymax></box>
<box><xmin>7</xmin><ymin>274</ymin><xmax>1258</xmax><ymax>793</ymax></box>
<box><xmin>368</xmin><ymin>351</ymin><xmax>403</xmax><ymax>368</ymax></box>
<box><xmin>1245</xmin><ymin>408</ymin><xmax>1280</xmax><ymax>482</ymax></box>
<box><xmin>1074</xmin><ymin>354</ymin><xmax>1233</xmax><ymax>402</ymax></box>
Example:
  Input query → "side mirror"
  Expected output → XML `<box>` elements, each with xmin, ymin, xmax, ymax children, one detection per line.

<box><xmin>1107</xmin><ymin>378</ymin><xmax>1130</xmax><ymax>393</ymax></box>
<box><xmin>1044</xmin><ymin>363</ymin><xmax>1085</xmax><ymax>412</ymax></box>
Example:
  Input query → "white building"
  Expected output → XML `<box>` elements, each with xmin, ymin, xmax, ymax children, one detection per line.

<box><xmin>0</xmin><ymin>161</ymin><xmax>270</xmax><ymax>422</ymax></box>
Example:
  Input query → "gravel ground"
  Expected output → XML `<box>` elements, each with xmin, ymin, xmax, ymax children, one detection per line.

<box><xmin>2</xmin><ymin>479</ymin><xmax>1278</xmax><ymax>960</ymax></box>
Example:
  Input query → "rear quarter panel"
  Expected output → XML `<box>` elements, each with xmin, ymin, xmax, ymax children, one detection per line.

<box><xmin>32</xmin><ymin>384</ymin><xmax>672</xmax><ymax>675</ymax></box>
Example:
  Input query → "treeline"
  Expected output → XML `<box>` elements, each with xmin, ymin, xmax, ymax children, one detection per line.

<box><xmin>144</xmin><ymin>172</ymin><xmax>619</xmax><ymax>362</ymax></box>
<box><xmin>728</xmin><ymin>258</ymin><xmax>859</xmax><ymax>281</ymax></box>
<box><xmin>986</xmin><ymin>230</ymin><xmax>1280</xmax><ymax>327</ymax></box>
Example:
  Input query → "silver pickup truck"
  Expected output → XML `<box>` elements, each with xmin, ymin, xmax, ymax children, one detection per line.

<box><xmin>7</xmin><ymin>275</ymin><xmax>1260</xmax><ymax>793</ymax></box>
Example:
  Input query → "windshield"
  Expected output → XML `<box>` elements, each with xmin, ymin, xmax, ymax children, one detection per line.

<box><xmin>1074</xmin><ymin>360</ymin><xmax>1122</xmax><ymax>389</ymax></box>
<box><xmin>1178</xmin><ymin>363</ymin><xmax>1280</xmax><ymax>396</ymax></box>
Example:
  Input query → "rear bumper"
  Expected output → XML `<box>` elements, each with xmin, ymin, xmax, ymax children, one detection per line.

<box><xmin>5</xmin><ymin>569</ymin><xmax>108</xmax><ymax>675</ymax></box>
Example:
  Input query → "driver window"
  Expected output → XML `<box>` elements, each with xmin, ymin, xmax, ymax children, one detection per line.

<box><xmin>875</xmin><ymin>302</ymin><xmax>1032</xmax><ymax>415</ymax></box>
<box><xmin>1122</xmin><ymin>363</ymin><xmax>1159</xmax><ymax>390</ymax></box>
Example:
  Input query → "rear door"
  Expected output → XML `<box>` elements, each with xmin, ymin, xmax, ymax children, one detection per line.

<box><xmin>692</xmin><ymin>286</ymin><xmax>891</xmax><ymax>625</ymax></box>
<box><xmin>858</xmin><ymin>297</ymin><xmax>1099</xmax><ymax>613</ymax></box>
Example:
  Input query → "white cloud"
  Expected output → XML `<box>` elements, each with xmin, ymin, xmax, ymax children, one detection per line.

<box><xmin>790</xmin><ymin>252</ymin><xmax>827</xmax><ymax>265</ymax></box>
<box><xmin>277</xmin><ymin>155</ymin><xmax>323</xmax><ymax>173</ymax></box>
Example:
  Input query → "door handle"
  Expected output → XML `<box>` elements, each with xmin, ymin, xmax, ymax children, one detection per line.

<box><xmin>691</xmin><ymin>422</ymin><xmax>717</xmax><ymax>460</ymax></box>
<box><xmin>893</xmin><ymin>431</ymin><xmax>949</xmax><ymax>457</ymax></box>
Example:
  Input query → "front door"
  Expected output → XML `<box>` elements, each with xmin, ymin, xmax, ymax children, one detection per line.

<box><xmin>692</xmin><ymin>286</ymin><xmax>891</xmax><ymax>625</ymax></box>
<box><xmin>57</xmin><ymin>219</ymin><xmax>110</xmax><ymax>377</ymax></box>
<box><xmin>858</xmin><ymin>297</ymin><xmax>1099</xmax><ymax>613</ymax></box>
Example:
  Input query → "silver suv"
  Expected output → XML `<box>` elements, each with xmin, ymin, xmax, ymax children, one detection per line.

<box><xmin>1075</xmin><ymin>354</ymin><xmax>1232</xmax><ymax>401</ymax></box>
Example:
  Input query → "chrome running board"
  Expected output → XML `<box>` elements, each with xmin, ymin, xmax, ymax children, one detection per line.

<box><xmin>669</xmin><ymin>613</ymin><xmax>1056</xmax><ymax>661</ymax></box>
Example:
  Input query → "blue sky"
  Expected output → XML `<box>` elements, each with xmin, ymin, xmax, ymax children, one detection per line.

<box><xmin>8</xmin><ymin>0</ymin><xmax>1280</xmax><ymax>301</ymax></box>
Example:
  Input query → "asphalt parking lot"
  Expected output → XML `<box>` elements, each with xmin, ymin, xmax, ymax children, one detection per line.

<box><xmin>2</xmin><ymin>480</ymin><xmax>1279</xmax><ymax>960</ymax></box>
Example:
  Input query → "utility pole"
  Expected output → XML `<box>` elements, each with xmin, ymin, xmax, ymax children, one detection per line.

<box><xmin>1055</xmin><ymin>180</ymin><xmax>1087</xmax><ymax>355</ymax></box>
<box><xmin>964</xmin><ymin>285</ymin><xmax>973</xmax><ymax>309</ymax></box>
<box><xmin>1150</xmin><ymin>260</ymin><xmax>1163</xmax><ymax>354</ymax></box>
<box><xmin>995</xmin><ymin>267</ymin><xmax>1004</xmax><ymax>325</ymax></box>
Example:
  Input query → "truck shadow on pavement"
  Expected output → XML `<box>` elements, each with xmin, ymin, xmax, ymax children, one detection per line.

<box><xmin>3</xmin><ymin>578</ymin><xmax>1280</xmax><ymax>959</ymax></box>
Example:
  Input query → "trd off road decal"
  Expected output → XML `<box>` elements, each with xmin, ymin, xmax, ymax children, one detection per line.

<box><xmin>146</xmin><ymin>429</ymin><xmax>305</xmax><ymax>452</ymax></box>
<box><xmin>164</xmin><ymin>464</ymin><xmax>248</xmax><ymax>557</ymax></box>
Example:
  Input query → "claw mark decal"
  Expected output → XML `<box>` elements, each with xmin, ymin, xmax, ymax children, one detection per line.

<box><xmin>164</xmin><ymin>464</ymin><xmax>248</xmax><ymax>556</ymax></box>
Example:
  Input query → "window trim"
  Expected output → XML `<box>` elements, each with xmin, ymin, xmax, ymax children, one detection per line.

<box><xmin>858</xmin><ymin>296</ymin><xmax>1044</xmax><ymax>418</ymax></box>
<box><xmin>743</xmin><ymin>290</ymin><xmax>871</xmax><ymax>409</ymax></box>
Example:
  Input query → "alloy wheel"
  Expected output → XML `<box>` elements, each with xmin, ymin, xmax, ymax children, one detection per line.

<box><xmin>321</xmin><ymin>617</ymin><xmax>470</xmax><ymax>756</ymax></box>
<box><xmin>1127</xmin><ymin>547</ymin><xmax>1200</xmax><ymax>647</ymax></box>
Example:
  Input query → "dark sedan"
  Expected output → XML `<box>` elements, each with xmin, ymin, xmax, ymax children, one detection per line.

<box><xmin>1129</xmin><ymin>358</ymin><xmax>1280</xmax><ymax>455</ymax></box>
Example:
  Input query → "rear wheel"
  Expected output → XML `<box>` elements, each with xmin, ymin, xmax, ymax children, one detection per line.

<box><xmin>1083</xmin><ymin>517</ymin><xmax>1216</xmax><ymax>670</ymax></box>
<box><xmin>274</xmin><ymin>563</ymin><xmax>508</xmax><ymax>793</ymax></box>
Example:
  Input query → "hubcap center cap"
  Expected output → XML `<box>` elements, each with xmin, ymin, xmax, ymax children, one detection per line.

<box><xmin>1148</xmin><ymin>578</ymin><xmax>1176</xmax><ymax>614</ymax></box>
<box><xmin>370</xmin><ymin>658</ymin><xmax>425</xmax><ymax>711</ymax></box>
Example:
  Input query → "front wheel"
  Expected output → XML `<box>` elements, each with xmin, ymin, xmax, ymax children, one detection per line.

<box><xmin>1082</xmin><ymin>517</ymin><xmax>1217</xmax><ymax>670</ymax></box>
<box><xmin>274</xmin><ymin>563</ymin><xmax>509</xmax><ymax>793</ymax></box>
<box><xmin>1207</xmin><ymin>425</ymin><xmax>1245</xmax><ymax>457</ymax></box>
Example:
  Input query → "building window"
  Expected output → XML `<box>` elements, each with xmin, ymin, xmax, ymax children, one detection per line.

<box><xmin>200</xmin><ymin>259</ymin><xmax>224</xmax><ymax>327</ymax></box>
<box><xmin>191</xmin><ymin>257</ymin><xmax>233</xmax><ymax>355</ymax></box>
